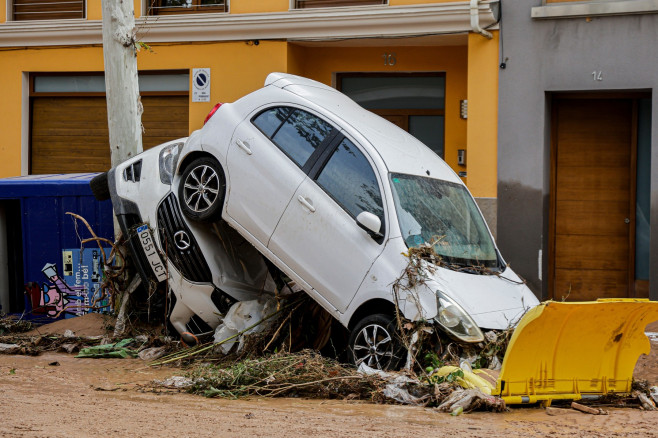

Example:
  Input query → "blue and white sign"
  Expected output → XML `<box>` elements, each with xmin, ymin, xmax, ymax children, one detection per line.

<box><xmin>192</xmin><ymin>68</ymin><xmax>211</xmax><ymax>102</ymax></box>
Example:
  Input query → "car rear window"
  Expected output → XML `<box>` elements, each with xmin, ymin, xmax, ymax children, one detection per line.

<box><xmin>252</xmin><ymin>107</ymin><xmax>291</xmax><ymax>138</ymax></box>
<box><xmin>252</xmin><ymin>106</ymin><xmax>334</xmax><ymax>168</ymax></box>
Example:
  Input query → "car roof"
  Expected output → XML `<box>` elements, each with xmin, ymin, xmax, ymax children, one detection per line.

<box><xmin>265</xmin><ymin>73</ymin><xmax>461</xmax><ymax>184</ymax></box>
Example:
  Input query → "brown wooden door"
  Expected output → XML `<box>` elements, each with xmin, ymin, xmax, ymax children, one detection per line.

<box><xmin>550</xmin><ymin>98</ymin><xmax>635</xmax><ymax>301</ymax></box>
<box><xmin>30</xmin><ymin>95</ymin><xmax>189</xmax><ymax>174</ymax></box>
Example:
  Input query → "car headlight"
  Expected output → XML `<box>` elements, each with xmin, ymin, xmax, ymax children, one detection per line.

<box><xmin>435</xmin><ymin>291</ymin><xmax>484</xmax><ymax>343</ymax></box>
<box><xmin>159</xmin><ymin>142</ymin><xmax>182</xmax><ymax>185</ymax></box>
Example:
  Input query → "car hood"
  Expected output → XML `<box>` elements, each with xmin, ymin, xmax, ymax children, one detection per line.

<box><xmin>429</xmin><ymin>266</ymin><xmax>540</xmax><ymax>330</ymax></box>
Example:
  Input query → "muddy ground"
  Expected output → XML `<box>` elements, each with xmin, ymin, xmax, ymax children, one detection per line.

<box><xmin>0</xmin><ymin>320</ymin><xmax>656</xmax><ymax>437</ymax></box>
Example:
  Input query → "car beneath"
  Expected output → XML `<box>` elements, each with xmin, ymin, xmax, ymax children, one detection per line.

<box><xmin>94</xmin><ymin>72</ymin><xmax>539</xmax><ymax>369</ymax></box>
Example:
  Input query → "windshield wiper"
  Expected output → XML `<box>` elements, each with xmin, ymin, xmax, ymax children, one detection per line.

<box><xmin>440</xmin><ymin>258</ymin><xmax>499</xmax><ymax>275</ymax></box>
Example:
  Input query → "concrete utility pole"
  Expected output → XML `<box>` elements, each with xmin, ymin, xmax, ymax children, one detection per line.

<box><xmin>101</xmin><ymin>0</ymin><xmax>143</xmax><ymax>167</ymax></box>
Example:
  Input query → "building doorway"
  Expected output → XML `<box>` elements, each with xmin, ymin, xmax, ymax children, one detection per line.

<box><xmin>336</xmin><ymin>73</ymin><xmax>445</xmax><ymax>158</ymax></box>
<box><xmin>549</xmin><ymin>95</ymin><xmax>651</xmax><ymax>300</ymax></box>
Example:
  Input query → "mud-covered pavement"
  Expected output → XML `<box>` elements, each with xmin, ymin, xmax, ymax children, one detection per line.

<box><xmin>1</xmin><ymin>333</ymin><xmax>657</xmax><ymax>438</ymax></box>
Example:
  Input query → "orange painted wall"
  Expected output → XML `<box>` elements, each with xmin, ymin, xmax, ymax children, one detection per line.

<box><xmin>0</xmin><ymin>0</ymin><xmax>465</xmax><ymax>23</ymax></box>
<box><xmin>466</xmin><ymin>31</ymin><xmax>499</xmax><ymax>198</ymax></box>
<box><xmin>0</xmin><ymin>46</ymin><xmax>104</xmax><ymax>177</ymax></box>
<box><xmin>0</xmin><ymin>29</ymin><xmax>497</xmax><ymax>196</ymax></box>
<box><xmin>230</xmin><ymin>0</ymin><xmax>289</xmax><ymax>13</ymax></box>
<box><xmin>142</xmin><ymin>41</ymin><xmax>287</xmax><ymax>129</ymax></box>
<box><xmin>85</xmin><ymin>0</ymin><xmax>142</xmax><ymax>20</ymax></box>
<box><xmin>87</xmin><ymin>0</ymin><xmax>101</xmax><ymax>20</ymax></box>
<box><xmin>0</xmin><ymin>41</ymin><xmax>287</xmax><ymax>177</ymax></box>
<box><xmin>287</xmin><ymin>44</ymin><xmax>468</xmax><ymax>172</ymax></box>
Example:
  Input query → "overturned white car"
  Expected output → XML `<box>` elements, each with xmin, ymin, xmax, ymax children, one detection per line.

<box><xmin>93</xmin><ymin>73</ymin><xmax>538</xmax><ymax>369</ymax></box>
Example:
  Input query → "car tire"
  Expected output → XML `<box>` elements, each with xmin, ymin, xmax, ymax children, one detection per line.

<box><xmin>90</xmin><ymin>172</ymin><xmax>111</xmax><ymax>201</ymax></box>
<box><xmin>178</xmin><ymin>157</ymin><xmax>225</xmax><ymax>223</ymax></box>
<box><xmin>348</xmin><ymin>313</ymin><xmax>405</xmax><ymax>371</ymax></box>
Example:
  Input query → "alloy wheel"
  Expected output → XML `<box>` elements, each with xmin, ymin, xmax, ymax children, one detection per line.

<box><xmin>182</xmin><ymin>164</ymin><xmax>220</xmax><ymax>213</ymax></box>
<box><xmin>352</xmin><ymin>323</ymin><xmax>395</xmax><ymax>369</ymax></box>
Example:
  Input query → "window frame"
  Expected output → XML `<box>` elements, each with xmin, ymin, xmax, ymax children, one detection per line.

<box><xmin>336</xmin><ymin>72</ymin><xmax>447</xmax><ymax>158</ymax></box>
<box><xmin>250</xmin><ymin>105</ymin><xmax>340</xmax><ymax>174</ymax></box>
<box><xmin>12</xmin><ymin>0</ymin><xmax>86</xmax><ymax>21</ymax></box>
<box><xmin>250</xmin><ymin>104</ymin><xmax>388</xmax><ymax>240</ymax></box>
<box><xmin>309</xmin><ymin>134</ymin><xmax>387</xmax><ymax>240</ymax></box>
<box><xmin>293</xmin><ymin>0</ymin><xmax>387</xmax><ymax>9</ymax></box>
<box><xmin>147</xmin><ymin>0</ymin><xmax>228</xmax><ymax>16</ymax></box>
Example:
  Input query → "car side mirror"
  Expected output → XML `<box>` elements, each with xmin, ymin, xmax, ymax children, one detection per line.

<box><xmin>356</xmin><ymin>212</ymin><xmax>382</xmax><ymax>239</ymax></box>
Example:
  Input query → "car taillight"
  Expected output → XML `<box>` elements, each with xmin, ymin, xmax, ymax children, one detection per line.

<box><xmin>204</xmin><ymin>103</ymin><xmax>223</xmax><ymax>125</ymax></box>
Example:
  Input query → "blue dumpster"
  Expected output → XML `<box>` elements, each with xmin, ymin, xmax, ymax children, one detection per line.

<box><xmin>0</xmin><ymin>174</ymin><xmax>114</xmax><ymax>320</ymax></box>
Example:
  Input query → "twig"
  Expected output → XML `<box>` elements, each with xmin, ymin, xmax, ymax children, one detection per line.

<box><xmin>265</xmin><ymin>375</ymin><xmax>365</xmax><ymax>397</ymax></box>
<box><xmin>113</xmin><ymin>275</ymin><xmax>141</xmax><ymax>338</ymax></box>
<box><xmin>150</xmin><ymin>298</ymin><xmax>303</xmax><ymax>366</ymax></box>
<box><xmin>66</xmin><ymin>212</ymin><xmax>110</xmax><ymax>266</ymax></box>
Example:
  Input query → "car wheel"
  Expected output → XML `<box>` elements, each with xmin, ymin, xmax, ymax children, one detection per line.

<box><xmin>178</xmin><ymin>157</ymin><xmax>225</xmax><ymax>222</ymax></box>
<box><xmin>90</xmin><ymin>171</ymin><xmax>111</xmax><ymax>201</ymax></box>
<box><xmin>348</xmin><ymin>313</ymin><xmax>405</xmax><ymax>371</ymax></box>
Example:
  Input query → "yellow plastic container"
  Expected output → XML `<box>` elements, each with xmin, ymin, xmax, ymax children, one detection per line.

<box><xmin>494</xmin><ymin>299</ymin><xmax>658</xmax><ymax>405</ymax></box>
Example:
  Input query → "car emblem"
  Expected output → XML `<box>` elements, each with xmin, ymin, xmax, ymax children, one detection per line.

<box><xmin>173</xmin><ymin>230</ymin><xmax>191</xmax><ymax>250</ymax></box>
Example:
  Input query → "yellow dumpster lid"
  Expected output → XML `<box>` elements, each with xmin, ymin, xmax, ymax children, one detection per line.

<box><xmin>495</xmin><ymin>299</ymin><xmax>658</xmax><ymax>404</ymax></box>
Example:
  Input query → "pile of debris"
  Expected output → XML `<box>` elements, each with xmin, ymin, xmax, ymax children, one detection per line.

<box><xmin>152</xmin><ymin>350</ymin><xmax>505</xmax><ymax>413</ymax></box>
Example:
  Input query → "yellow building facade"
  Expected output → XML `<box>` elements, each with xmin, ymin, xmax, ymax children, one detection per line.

<box><xmin>0</xmin><ymin>0</ymin><xmax>500</xmax><ymax>222</ymax></box>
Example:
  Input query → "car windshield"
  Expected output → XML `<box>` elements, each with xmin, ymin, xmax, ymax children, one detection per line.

<box><xmin>390</xmin><ymin>173</ymin><xmax>498</xmax><ymax>269</ymax></box>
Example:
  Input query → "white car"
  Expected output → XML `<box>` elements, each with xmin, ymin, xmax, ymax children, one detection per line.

<box><xmin>94</xmin><ymin>73</ymin><xmax>538</xmax><ymax>369</ymax></box>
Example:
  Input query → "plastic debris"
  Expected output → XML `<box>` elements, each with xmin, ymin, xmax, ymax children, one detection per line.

<box><xmin>484</xmin><ymin>331</ymin><xmax>498</xmax><ymax>343</ymax></box>
<box><xmin>634</xmin><ymin>391</ymin><xmax>657</xmax><ymax>411</ymax></box>
<box><xmin>76</xmin><ymin>338</ymin><xmax>137</xmax><ymax>359</ymax></box>
<box><xmin>155</xmin><ymin>376</ymin><xmax>194</xmax><ymax>389</ymax></box>
<box><xmin>487</xmin><ymin>355</ymin><xmax>502</xmax><ymax>371</ymax></box>
<box><xmin>429</xmin><ymin>366</ymin><xmax>494</xmax><ymax>395</ymax></box>
<box><xmin>437</xmin><ymin>388</ymin><xmax>506</xmax><ymax>413</ymax></box>
<box><xmin>213</xmin><ymin>297</ymin><xmax>277</xmax><ymax>354</ymax></box>
<box><xmin>358</xmin><ymin>363</ymin><xmax>428</xmax><ymax>405</ymax></box>
<box><xmin>649</xmin><ymin>386</ymin><xmax>658</xmax><ymax>405</ymax></box>
<box><xmin>450</xmin><ymin>406</ymin><xmax>463</xmax><ymax>416</ymax></box>
<box><xmin>59</xmin><ymin>343</ymin><xmax>79</xmax><ymax>354</ymax></box>
<box><xmin>138</xmin><ymin>346</ymin><xmax>167</xmax><ymax>361</ymax></box>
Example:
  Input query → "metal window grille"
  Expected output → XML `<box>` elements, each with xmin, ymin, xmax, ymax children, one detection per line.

<box><xmin>13</xmin><ymin>0</ymin><xmax>85</xmax><ymax>21</ymax></box>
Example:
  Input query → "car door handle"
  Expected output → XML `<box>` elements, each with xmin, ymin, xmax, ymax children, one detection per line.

<box><xmin>236</xmin><ymin>139</ymin><xmax>252</xmax><ymax>155</ymax></box>
<box><xmin>297</xmin><ymin>195</ymin><xmax>316</xmax><ymax>213</ymax></box>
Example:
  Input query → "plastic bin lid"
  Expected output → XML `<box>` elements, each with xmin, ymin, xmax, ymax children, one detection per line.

<box><xmin>0</xmin><ymin>173</ymin><xmax>101</xmax><ymax>198</ymax></box>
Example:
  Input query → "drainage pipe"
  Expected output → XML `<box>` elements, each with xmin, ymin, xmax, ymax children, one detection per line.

<box><xmin>470</xmin><ymin>0</ymin><xmax>493</xmax><ymax>39</ymax></box>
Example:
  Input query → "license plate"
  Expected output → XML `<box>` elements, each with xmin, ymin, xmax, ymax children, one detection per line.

<box><xmin>136</xmin><ymin>224</ymin><xmax>168</xmax><ymax>282</ymax></box>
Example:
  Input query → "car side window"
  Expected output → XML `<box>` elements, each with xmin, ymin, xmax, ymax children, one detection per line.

<box><xmin>252</xmin><ymin>107</ymin><xmax>334</xmax><ymax>168</ymax></box>
<box><xmin>316</xmin><ymin>138</ymin><xmax>385</xmax><ymax>232</ymax></box>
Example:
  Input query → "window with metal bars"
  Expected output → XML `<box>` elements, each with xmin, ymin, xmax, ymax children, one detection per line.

<box><xmin>295</xmin><ymin>0</ymin><xmax>386</xmax><ymax>8</ymax></box>
<box><xmin>147</xmin><ymin>0</ymin><xmax>227</xmax><ymax>15</ymax></box>
<box><xmin>12</xmin><ymin>0</ymin><xmax>85</xmax><ymax>21</ymax></box>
